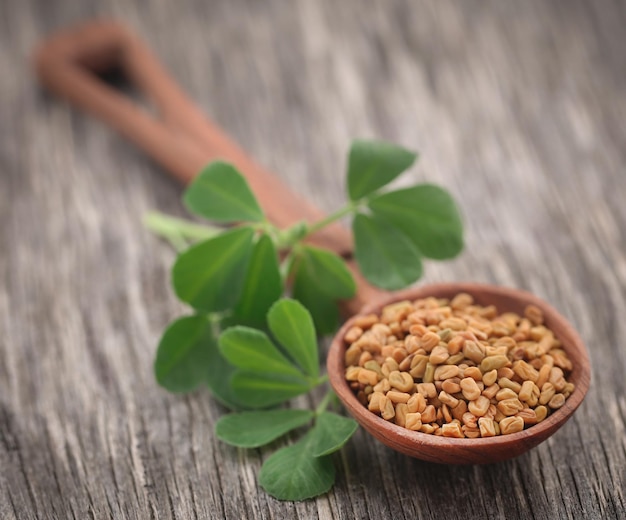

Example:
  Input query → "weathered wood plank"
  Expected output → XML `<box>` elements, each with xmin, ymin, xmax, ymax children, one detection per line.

<box><xmin>1</xmin><ymin>0</ymin><xmax>625</xmax><ymax>518</ymax></box>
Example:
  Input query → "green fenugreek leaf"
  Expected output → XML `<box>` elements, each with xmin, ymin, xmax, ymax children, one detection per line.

<box><xmin>258</xmin><ymin>430</ymin><xmax>335</xmax><ymax>501</ymax></box>
<box><xmin>230</xmin><ymin>371</ymin><xmax>312</xmax><ymax>408</ymax></box>
<box><xmin>347</xmin><ymin>139</ymin><xmax>417</xmax><ymax>201</ymax></box>
<box><xmin>292</xmin><ymin>266</ymin><xmax>340</xmax><ymax>335</ymax></box>
<box><xmin>368</xmin><ymin>184</ymin><xmax>463</xmax><ymax>259</ymax></box>
<box><xmin>219</xmin><ymin>326</ymin><xmax>304</xmax><ymax>379</ymax></box>
<box><xmin>353</xmin><ymin>213</ymin><xmax>423</xmax><ymax>290</ymax></box>
<box><xmin>154</xmin><ymin>315</ymin><xmax>214</xmax><ymax>393</ymax></box>
<box><xmin>232</xmin><ymin>234</ymin><xmax>282</xmax><ymax>327</ymax></box>
<box><xmin>267</xmin><ymin>299</ymin><xmax>319</xmax><ymax>378</ymax></box>
<box><xmin>216</xmin><ymin>409</ymin><xmax>314</xmax><ymax>448</ymax></box>
<box><xmin>184</xmin><ymin>161</ymin><xmax>265</xmax><ymax>223</ymax></box>
<box><xmin>299</xmin><ymin>245</ymin><xmax>356</xmax><ymax>299</ymax></box>
<box><xmin>309</xmin><ymin>412</ymin><xmax>358</xmax><ymax>457</ymax></box>
<box><xmin>172</xmin><ymin>226</ymin><xmax>255</xmax><ymax>312</ymax></box>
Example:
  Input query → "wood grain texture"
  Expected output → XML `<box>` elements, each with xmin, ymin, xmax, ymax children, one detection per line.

<box><xmin>1</xmin><ymin>0</ymin><xmax>625</xmax><ymax>518</ymax></box>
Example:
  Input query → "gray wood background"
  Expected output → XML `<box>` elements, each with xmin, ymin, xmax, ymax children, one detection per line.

<box><xmin>1</xmin><ymin>0</ymin><xmax>625</xmax><ymax>518</ymax></box>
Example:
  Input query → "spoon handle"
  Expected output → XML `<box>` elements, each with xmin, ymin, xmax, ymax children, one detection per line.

<box><xmin>33</xmin><ymin>19</ymin><xmax>354</xmax><ymax>256</ymax></box>
<box><xmin>33</xmin><ymin>20</ymin><xmax>387</xmax><ymax>314</ymax></box>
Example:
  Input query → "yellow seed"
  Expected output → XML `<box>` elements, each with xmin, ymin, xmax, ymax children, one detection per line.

<box><xmin>539</xmin><ymin>382</ymin><xmax>556</xmax><ymax>405</ymax></box>
<box><xmin>442</xmin><ymin>379</ymin><xmax>461</xmax><ymax>394</ymax></box>
<box><xmin>420</xmin><ymin>405</ymin><xmax>436</xmax><ymax>423</ymax></box>
<box><xmin>516</xmin><ymin>408</ymin><xmax>538</xmax><ymax>425</ymax></box>
<box><xmin>498</xmin><ymin>377</ymin><xmax>522</xmax><ymax>393</ymax></box>
<box><xmin>478</xmin><ymin>417</ymin><xmax>496</xmax><ymax>437</ymax></box>
<box><xmin>482</xmin><ymin>384</ymin><xmax>499</xmax><ymax>400</ymax></box>
<box><xmin>429</xmin><ymin>346</ymin><xmax>450</xmax><ymax>365</ymax></box>
<box><xmin>368</xmin><ymin>392</ymin><xmax>384</xmax><ymax>412</ymax></box>
<box><xmin>499</xmin><ymin>416</ymin><xmax>525</xmax><ymax>435</ymax></box>
<box><xmin>463</xmin><ymin>366</ymin><xmax>483</xmax><ymax>381</ymax></box>
<box><xmin>416</xmin><ymin>383</ymin><xmax>437</xmax><ymax>398</ymax></box>
<box><xmin>422</xmin><ymin>363</ymin><xmax>436</xmax><ymax>383</ymax></box>
<box><xmin>438</xmin><ymin>391</ymin><xmax>459</xmax><ymax>408</ymax></box>
<box><xmin>389</xmin><ymin>371</ymin><xmax>414</xmax><ymax>392</ymax></box>
<box><xmin>358</xmin><ymin>369</ymin><xmax>379</xmax><ymax>386</ymax></box>
<box><xmin>468</xmin><ymin>396</ymin><xmax>491</xmax><ymax>417</ymax></box>
<box><xmin>548</xmin><ymin>393</ymin><xmax>566</xmax><ymax>409</ymax></box>
<box><xmin>380</xmin><ymin>396</ymin><xmax>395</xmax><ymax>420</ymax></box>
<box><xmin>441</xmin><ymin>423</ymin><xmax>464</xmax><ymax>438</ymax></box>
<box><xmin>482</xmin><ymin>369</ymin><xmax>498</xmax><ymax>387</ymax></box>
<box><xmin>496</xmin><ymin>388</ymin><xmax>518</xmax><ymax>401</ymax></box>
<box><xmin>421</xmin><ymin>331</ymin><xmax>441</xmax><ymax>351</ymax></box>
<box><xmin>518</xmin><ymin>380</ymin><xmax>537</xmax><ymax>403</ymax></box>
<box><xmin>395</xmin><ymin>403</ymin><xmax>408</xmax><ymax>427</ymax></box>
<box><xmin>513</xmin><ymin>360</ymin><xmax>539</xmax><ymax>383</ymax></box>
<box><xmin>434</xmin><ymin>365</ymin><xmax>460</xmax><ymax>381</ymax></box>
<box><xmin>344</xmin><ymin>326</ymin><xmax>364</xmax><ymax>344</ymax></box>
<box><xmin>534</xmin><ymin>405</ymin><xmax>548</xmax><ymax>422</ymax></box>
<box><xmin>407</xmin><ymin>393</ymin><xmax>426</xmax><ymax>413</ymax></box>
<box><xmin>497</xmin><ymin>398</ymin><xmax>524</xmax><ymax>416</ymax></box>
<box><xmin>480</xmin><ymin>355</ymin><xmax>510</xmax><ymax>372</ymax></box>
<box><xmin>463</xmin><ymin>340</ymin><xmax>486</xmax><ymax>363</ymax></box>
<box><xmin>405</xmin><ymin>412</ymin><xmax>422</xmax><ymax>431</ymax></box>
<box><xmin>387</xmin><ymin>390</ymin><xmax>411</xmax><ymax>404</ymax></box>
<box><xmin>460</xmin><ymin>377</ymin><xmax>481</xmax><ymax>401</ymax></box>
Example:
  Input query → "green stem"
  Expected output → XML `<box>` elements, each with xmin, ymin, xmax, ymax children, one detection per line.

<box><xmin>304</xmin><ymin>202</ymin><xmax>358</xmax><ymax>237</ymax></box>
<box><xmin>315</xmin><ymin>389</ymin><xmax>334</xmax><ymax>415</ymax></box>
<box><xmin>144</xmin><ymin>211</ymin><xmax>222</xmax><ymax>251</ymax></box>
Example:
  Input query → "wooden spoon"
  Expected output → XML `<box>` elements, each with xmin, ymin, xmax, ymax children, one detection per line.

<box><xmin>34</xmin><ymin>20</ymin><xmax>590</xmax><ymax>464</ymax></box>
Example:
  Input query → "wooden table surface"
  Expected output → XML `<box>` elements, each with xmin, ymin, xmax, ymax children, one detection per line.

<box><xmin>2</xmin><ymin>1</ymin><xmax>625</xmax><ymax>518</ymax></box>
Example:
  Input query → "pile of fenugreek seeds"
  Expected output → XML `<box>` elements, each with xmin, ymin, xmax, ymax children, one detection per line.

<box><xmin>344</xmin><ymin>293</ymin><xmax>575</xmax><ymax>438</ymax></box>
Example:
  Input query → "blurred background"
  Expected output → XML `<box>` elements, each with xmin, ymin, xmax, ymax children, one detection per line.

<box><xmin>1</xmin><ymin>1</ymin><xmax>625</xmax><ymax>519</ymax></box>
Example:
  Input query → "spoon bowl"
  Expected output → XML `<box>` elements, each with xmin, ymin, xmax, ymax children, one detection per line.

<box><xmin>327</xmin><ymin>282</ymin><xmax>591</xmax><ymax>464</ymax></box>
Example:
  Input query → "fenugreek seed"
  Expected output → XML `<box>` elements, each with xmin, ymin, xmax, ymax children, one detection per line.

<box><xmin>548</xmin><ymin>393</ymin><xmax>566</xmax><ymax>409</ymax></box>
<box><xmin>462</xmin><ymin>412</ymin><xmax>478</xmax><ymax>428</ymax></box>
<box><xmin>463</xmin><ymin>341</ymin><xmax>486</xmax><ymax>363</ymax></box>
<box><xmin>534</xmin><ymin>405</ymin><xmax>548</xmax><ymax>422</ymax></box>
<box><xmin>563</xmin><ymin>382</ymin><xmax>575</xmax><ymax>394</ymax></box>
<box><xmin>549</xmin><ymin>367</ymin><xmax>566</xmax><ymax>391</ymax></box>
<box><xmin>529</xmin><ymin>325</ymin><xmax>548</xmax><ymax>342</ymax></box>
<box><xmin>551</xmin><ymin>349</ymin><xmax>573</xmax><ymax>371</ymax></box>
<box><xmin>387</xmin><ymin>390</ymin><xmax>411</xmax><ymax>404</ymax></box>
<box><xmin>389</xmin><ymin>371</ymin><xmax>414</xmax><ymax>392</ymax></box>
<box><xmin>498</xmin><ymin>377</ymin><xmax>522</xmax><ymax>393</ymax></box>
<box><xmin>451</xmin><ymin>292</ymin><xmax>473</xmax><ymax>310</ymax></box>
<box><xmin>410</xmin><ymin>359</ymin><xmax>428</xmax><ymax>379</ymax></box>
<box><xmin>497</xmin><ymin>367</ymin><xmax>515</xmax><ymax>380</ymax></box>
<box><xmin>420</xmin><ymin>405</ymin><xmax>436</xmax><ymax>423</ymax></box>
<box><xmin>480</xmin><ymin>355</ymin><xmax>511</xmax><ymax>372</ymax></box>
<box><xmin>439</xmin><ymin>317</ymin><xmax>468</xmax><ymax>331</ymax></box>
<box><xmin>518</xmin><ymin>380</ymin><xmax>536</xmax><ymax>403</ymax></box>
<box><xmin>445</xmin><ymin>353</ymin><xmax>466</xmax><ymax>366</ymax></box>
<box><xmin>373</xmin><ymin>379</ymin><xmax>391</xmax><ymax>393</ymax></box>
<box><xmin>405</xmin><ymin>412</ymin><xmax>422</xmax><ymax>431</ymax></box>
<box><xmin>404</xmin><ymin>335</ymin><xmax>421</xmax><ymax>354</ymax></box>
<box><xmin>524</xmin><ymin>304</ymin><xmax>544</xmax><ymax>326</ymax></box>
<box><xmin>429</xmin><ymin>346</ymin><xmax>450</xmax><ymax>365</ymax></box>
<box><xmin>478</xmin><ymin>417</ymin><xmax>496</xmax><ymax>437</ymax></box>
<box><xmin>364</xmin><ymin>360</ymin><xmax>383</xmax><ymax>376</ymax></box>
<box><xmin>482</xmin><ymin>384</ymin><xmax>499</xmax><ymax>400</ymax></box>
<box><xmin>512</xmin><ymin>360</ymin><xmax>539</xmax><ymax>383</ymax></box>
<box><xmin>395</xmin><ymin>403</ymin><xmax>408</xmax><ymax>427</ymax></box>
<box><xmin>463</xmin><ymin>366</ymin><xmax>483</xmax><ymax>381</ymax></box>
<box><xmin>423</xmin><ymin>363</ymin><xmax>436</xmax><ymax>383</ymax></box>
<box><xmin>482</xmin><ymin>369</ymin><xmax>498</xmax><ymax>387</ymax></box>
<box><xmin>451</xmin><ymin>400</ymin><xmax>467</xmax><ymax>421</ymax></box>
<box><xmin>434</xmin><ymin>365</ymin><xmax>460</xmax><ymax>381</ymax></box>
<box><xmin>497</xmin><ymin>398</ymin><xmax>524</xmax><ymax>416</ymax></box>
<box><xmin>447</xmin><ymin>335</ymin><xmax>465</xmax><ymax>355</ymax></box>
<box><xmin>437</xmin><ymin>328</ymin><xmax>453</xmax><ymax>342</ymax></box>
<box><xmin>442</xmin><ymin>379</ymin><xmax>462</xmax><ymax>394</ymax></box>
<box><xmin>441</xmin><ymin>423</ymin><xmax>464</xmax><ymax>438</ymax></box>
<box><xmin>539</xmin><ymin>382</ymin><xmax>556</xmax><ymax>405</ymax></box>
<box><xmin>358</xmin><ymin>369</ymin><xmax>379</xmax><ymax>386</ymax></box>
<box><xmin>460</xmin><ymin>377</ymin><xmax>482</xmax><ymax>401</ymax></box>
<box><xmin>420</xmin><ymin>424</ymin><xmax>437</xmax><ymax>434</ymax></box>
<box><xmin>421</xmin><ymin>331</ymin><xmax>441</xmax><ymax>351</ymax></box>
<box><xmin>496</xmin><ymin>388</ymin><xmax>518</xmax><ymax>401</ymax></box>
<box><xmin>384</xmin><ymin>357</ymin><xmax>400</xmax><ymax>372</ymax></box>
<box><xmin>345</xmin><ymin>326</ymin><xmax>364</xmax><ymax>344</ymax></box>
<box><xmin>499</xmin><ymin>416</ymin><xmax>525</xmax><ymax>435</ymax></box>
<box><xmin>468</xmin><ymin>396</ymin><xmax>491</xmax><ymax>417</ymax></box>
<box><xmin>398</xmin><ymin>355</ymin><xmax>413</xmax><ymax>372</ymax></box>
<box><xmin>353</xmin><ymin>314</ymin><xmax>379</xmax><ymax>330</ymax></box>
<box><xmin>345</xmin><ymin>345</ymin><xmax>362</xmax><ymax>366</ymax></box>
<box><xmin>380</xmin><ymin>396</ymin><xmax>395</xmax><ymax>420</ymax></box>
<box><xmin>358</xmin><ymin>351</ymin><xmax>373</xmax><ymax>367</ymax></box>
<box><xmin>442</xmin><ymin>403</ymin><xmax>453</xmax><ymax>423</ymax></box>
<box><xmin>484</xmin><ymin>345</ymin><xmax>509</xmax><ymax>357</ymax></box>
<box><xmin>439</xmin><ymin>391</ymin><xmax>459</xmax><ymax>408</ymax></box>
<box><xmin>368</xmin><ymin>392</ymin><xmax>384</xmax><ymax>412</ymax></box>
<box><xmin>463</xmin><ymin>425</ymin><xmax>481</xmax><ymax>438</ymax></box>
<box><xmin>484</xmin><ymin>404</ymin><xmax>497</xmax><ymax>420</ymax></box>
<box><xmin>407</xmin><ymin>393</ymin><xmax>426</xmax><ymax>413</ymax></box>
<box><xmin>516</xmin><ymin>408</ymin><xmax>538</xmax><ymax>425</ymax></box>
<box><xmin>345</xmin><ymin>366</ymin><xmax>361</xmax><ymax>381</ymax></box>
<box><xmin>417</xmin><ymin>383</ymin><xmax>437</xmax><ymax>398</ymax></box>
<box><xmin>409</xmin><ymin>323</ymin><xmax>428</xmax><ymax>336</ymax></box>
